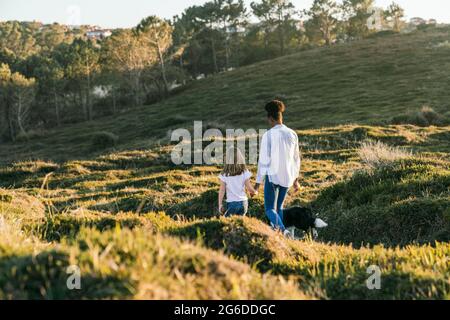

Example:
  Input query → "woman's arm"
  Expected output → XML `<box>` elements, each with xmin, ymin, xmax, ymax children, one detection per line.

<box><xmin>293</xmin><ymin>134</ymin><xmax>301</xmax><ymax>192</ymax></box>
<box><xmin>218</xmin><ymin>181</ymin><xmax>226</xmax><ymax>213</ymax></box>
<box><xmin>255</xmin><ymin>132</ymin><xmax>270</xmax><ymax>190</ymax></box>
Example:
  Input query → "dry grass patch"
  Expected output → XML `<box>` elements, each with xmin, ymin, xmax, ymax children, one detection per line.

<box><xmin>358</xmin><ymin>141</ymin><xmax>411</xmax><ymax>170</ymax></box>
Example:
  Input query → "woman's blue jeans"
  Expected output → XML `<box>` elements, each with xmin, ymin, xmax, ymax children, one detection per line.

<box><xmin>264</xmin><ymin>177</ymin><xmax>288</xmax><ymax>231</ymax></box>
<box><xmin>225</xmin><ymin>200</ymin><xmax>248</xmax><ymax>217</ymax></box>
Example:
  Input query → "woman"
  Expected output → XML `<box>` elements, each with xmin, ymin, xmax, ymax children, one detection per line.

<box><xmin>254</xmin><ymin>100</ymin><xmax>301</xmax><ymax>237</ymax></box>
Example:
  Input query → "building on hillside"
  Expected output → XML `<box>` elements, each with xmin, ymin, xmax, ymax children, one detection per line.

<box><xmin>86</xmin><ymin>29</ymin><xmax>112</xmax><ymax>40</ymax></box>
<box><xmin>427</xmin><ymin>19</ymin><xmax>437</xmax><ymax>25</ymax></box>
<box><xmin>225</xmin><ymin>25</ymin><xmax>246</xmax><ymax>34</ymax></box>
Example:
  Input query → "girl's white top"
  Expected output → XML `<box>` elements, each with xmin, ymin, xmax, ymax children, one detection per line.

<box><xmin>219</xmin><ymin>170</ymin><xmax>252</xmax><ymax>202</ymax></box>
<box><xmin>256</xmin><ymin>124</ymin><xmax>301</xmax><ymax>188</ymax></box>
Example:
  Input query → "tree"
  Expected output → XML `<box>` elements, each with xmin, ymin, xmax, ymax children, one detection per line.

<box><xmin>0</xmin><ymin>47</ymin><xmax>18</xmax><ymax>69</ymax></box>
<box><xmin>305</xmin><ymin>0</ymin><xmax>340</xmax><ymax>46</ymax></box>
<box><xmin>65</xmin><ymin>39</ymin><xmax>100</xmax><ymax>121</ymax></box>
<box><xmin>342</xmin><ymin>0</ymin><xmax>374</xmax><ymax>39</ymax></box>
<box><xmin>199</xmin><ymin>2</ymin><xmax>223</xmax><ymax>73</ymax></box>
<box><xmin>176</xmin><ymin>1</ymin><xmax>247</xmax><ymax>75</ymax></box>
<box><xmin>97</xmin><ymin>67</ymin><xmax>121</xmax><ymax>115</ymax></box>
<box><xmin>0</xmin><ymin>21</ymin><xmax>39</xmax><ymax>60</ymax></box>
<box><xmin>10</xmin><ymin>72</ymin><xmax>36</xmax><ymax>139</ymax></box>
<box><xmin>251</xmin><ymin>0</ymin><xmax>297</xmax><ymax>56</ymax></box>
<box><xmin>384</xmin><ymin>2</ymin><xmax>405</xmax><ymax>32</ymax></box>
<box><xmin>102</xmin><ymin>30</ymin><xmax>154</xmax><ymax>107</ymax></box>
<box><xmin>0</xmin><ymin>63</ymin><xmax>36</xmax><ymax>141</ymax></box>
<box><xmin>135</xmin><ymin>16</ymin><xmax>173</xmax><ymax>96</ymax></box>
<box><xmin>173</xmin><ymin>14</ymin><xmax>194</xmax><ymax>69</ymax></box>
<box><xmin>0</xmin><ymin>63</ymin><xmax>14</xmax><ymax>140</ymax></box>
<box><xmin>0</xmin><ymin>21</ymin><xmax>79</xmax><ymax>62</ymax></box>
<box><xmin>216</xmin><ymin>0</ymin><xmax>248</xmax><ymax>69</ymax></box>
<box><xmin>174</xmin><ymin>4</ymin><xmax>219</xmax><ymax>75</ymax></box>
<box><xmin>37</xmin><ymin>57</ymin><xmax>65</xmax><ymax>125</ymax></box>
<box><xmin>36</xmin><ymin>23</ymin><xmax>74</xmax><ymax>51</ymax></box>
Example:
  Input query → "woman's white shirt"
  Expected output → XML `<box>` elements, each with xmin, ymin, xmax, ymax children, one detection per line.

<box><xmin>256</xmin><ymin>124</ymin><xmax>300</xmax><ymax>188</ymax></box>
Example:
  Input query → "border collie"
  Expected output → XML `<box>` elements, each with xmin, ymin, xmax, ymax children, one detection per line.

<box><xmin>283</xmin><ymin>207</ymin><xmax>328</xmax><ymax>239</ymax></box>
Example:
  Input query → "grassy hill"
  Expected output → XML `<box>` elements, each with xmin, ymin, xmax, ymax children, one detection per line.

<box><xmin>1</xmin><ymin>26</ymin><xmax>450</xmax><ymax>164</ymax></box>
<box><xmin>0</xmin><ymin>27</ymin><xmax>449</xmax><ymax>299</ymax></box>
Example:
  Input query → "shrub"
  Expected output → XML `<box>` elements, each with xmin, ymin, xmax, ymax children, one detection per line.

<box><xmin>391</xmin><ymin>106</ymin><xmax>447</xmax><ymax>127</ymax></box>
<box><xmin>357</xmin><ymin>141</ymin><xmax>411</xmax><ymax>170</ymax></box>
<box><xmin>417</xmin><ymin>106</ymin><xmax>444</xmax><ymax>126</ymax></box>
<box><xmin>91</xmin><ymin>131</ymin><xmax>119</xmax><ymax>150</ymax></box>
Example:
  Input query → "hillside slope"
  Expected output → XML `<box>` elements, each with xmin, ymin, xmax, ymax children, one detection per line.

<box><xmin>1</xmin><ymin>27</ymin><xmax>450</xmax><ymax>164</ymax></box>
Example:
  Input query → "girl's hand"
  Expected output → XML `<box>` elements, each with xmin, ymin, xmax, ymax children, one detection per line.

<box><xmin>293</xmin><ymin>180</ymin><xmax>300</xmax><ymax>193</ymax></box>
<box><xmin>246</xmin><ymin>180</ymin><xmax>258</xmax><ymax>198</ymax></box>
<box><xmin>249</xmin><ymin>189</ymin><xmax>258</xmax><ymax>197</ymax></box>
<box><xmin>218</xmin><ymin>181</ymin><xmax>226</xmax><ymax>215</ymax></box>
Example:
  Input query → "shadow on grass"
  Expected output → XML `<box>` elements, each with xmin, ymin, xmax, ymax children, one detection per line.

<box><xmin>0</xmin><ymin>161</ymin><xmax>58</xmax><ymax>188</ymax></box>
<box><xmin>29</xmin><ymin>214</ymin><xmax>145</xmax><ymax>242</ymax></box>
<box><xmin>167</xmin><ymin>217</ymin><xmax>283</xmax><ymax>272</ymax></box>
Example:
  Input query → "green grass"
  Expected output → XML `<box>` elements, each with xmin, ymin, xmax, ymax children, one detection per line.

<box><xmin>0</xmin><ymin>28</ymin><xmax>450</xmax><ymax>299</ymax></box>
<box><xmin>165</xmin><ymin>217</ymin><xmax>450</xmax><ymax>299</ymax></box>
<box><xmin>1</xmin><ymin>221</ymin><xmax>308</xmax><ymax>299</ymax></box>
<box><xmin>2</xmin><ymin>194</ymin><xmax>448</xmax><ymax>299</ymax></box>
<box><xmin>314</xmin><ymin>158</ymin><xmax>450</xmax><ymax>247</ymax></box>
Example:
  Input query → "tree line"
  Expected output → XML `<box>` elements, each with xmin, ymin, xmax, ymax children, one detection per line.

<box><xmin>0</xmin><ymin>0</ymin><xmax>406</xmax><ymax>142</ymax></box>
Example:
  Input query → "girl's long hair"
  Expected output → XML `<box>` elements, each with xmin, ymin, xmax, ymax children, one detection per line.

<box><xmin>222</xmin><ymin>147</ymin><xmax>247</xmax><ymax>177</ymax></box>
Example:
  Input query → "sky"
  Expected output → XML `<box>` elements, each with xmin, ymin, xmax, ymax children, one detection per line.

<box><xmin>0</xmin><ymin>0</ymin><xmax>449</xmax><ymax>29</ymax></box>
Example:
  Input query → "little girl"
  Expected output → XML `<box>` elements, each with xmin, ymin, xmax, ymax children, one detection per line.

<box><xmin>218</xmin><ymin>148</ymin><xmax>257</xmax><ymax>216</ymax></box>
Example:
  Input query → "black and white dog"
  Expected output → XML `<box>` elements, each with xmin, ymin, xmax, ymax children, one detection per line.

<box><xmin>283</xmin><ymin>207</ymin><xmax>328</xmax><ymax>239</ymax></box>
